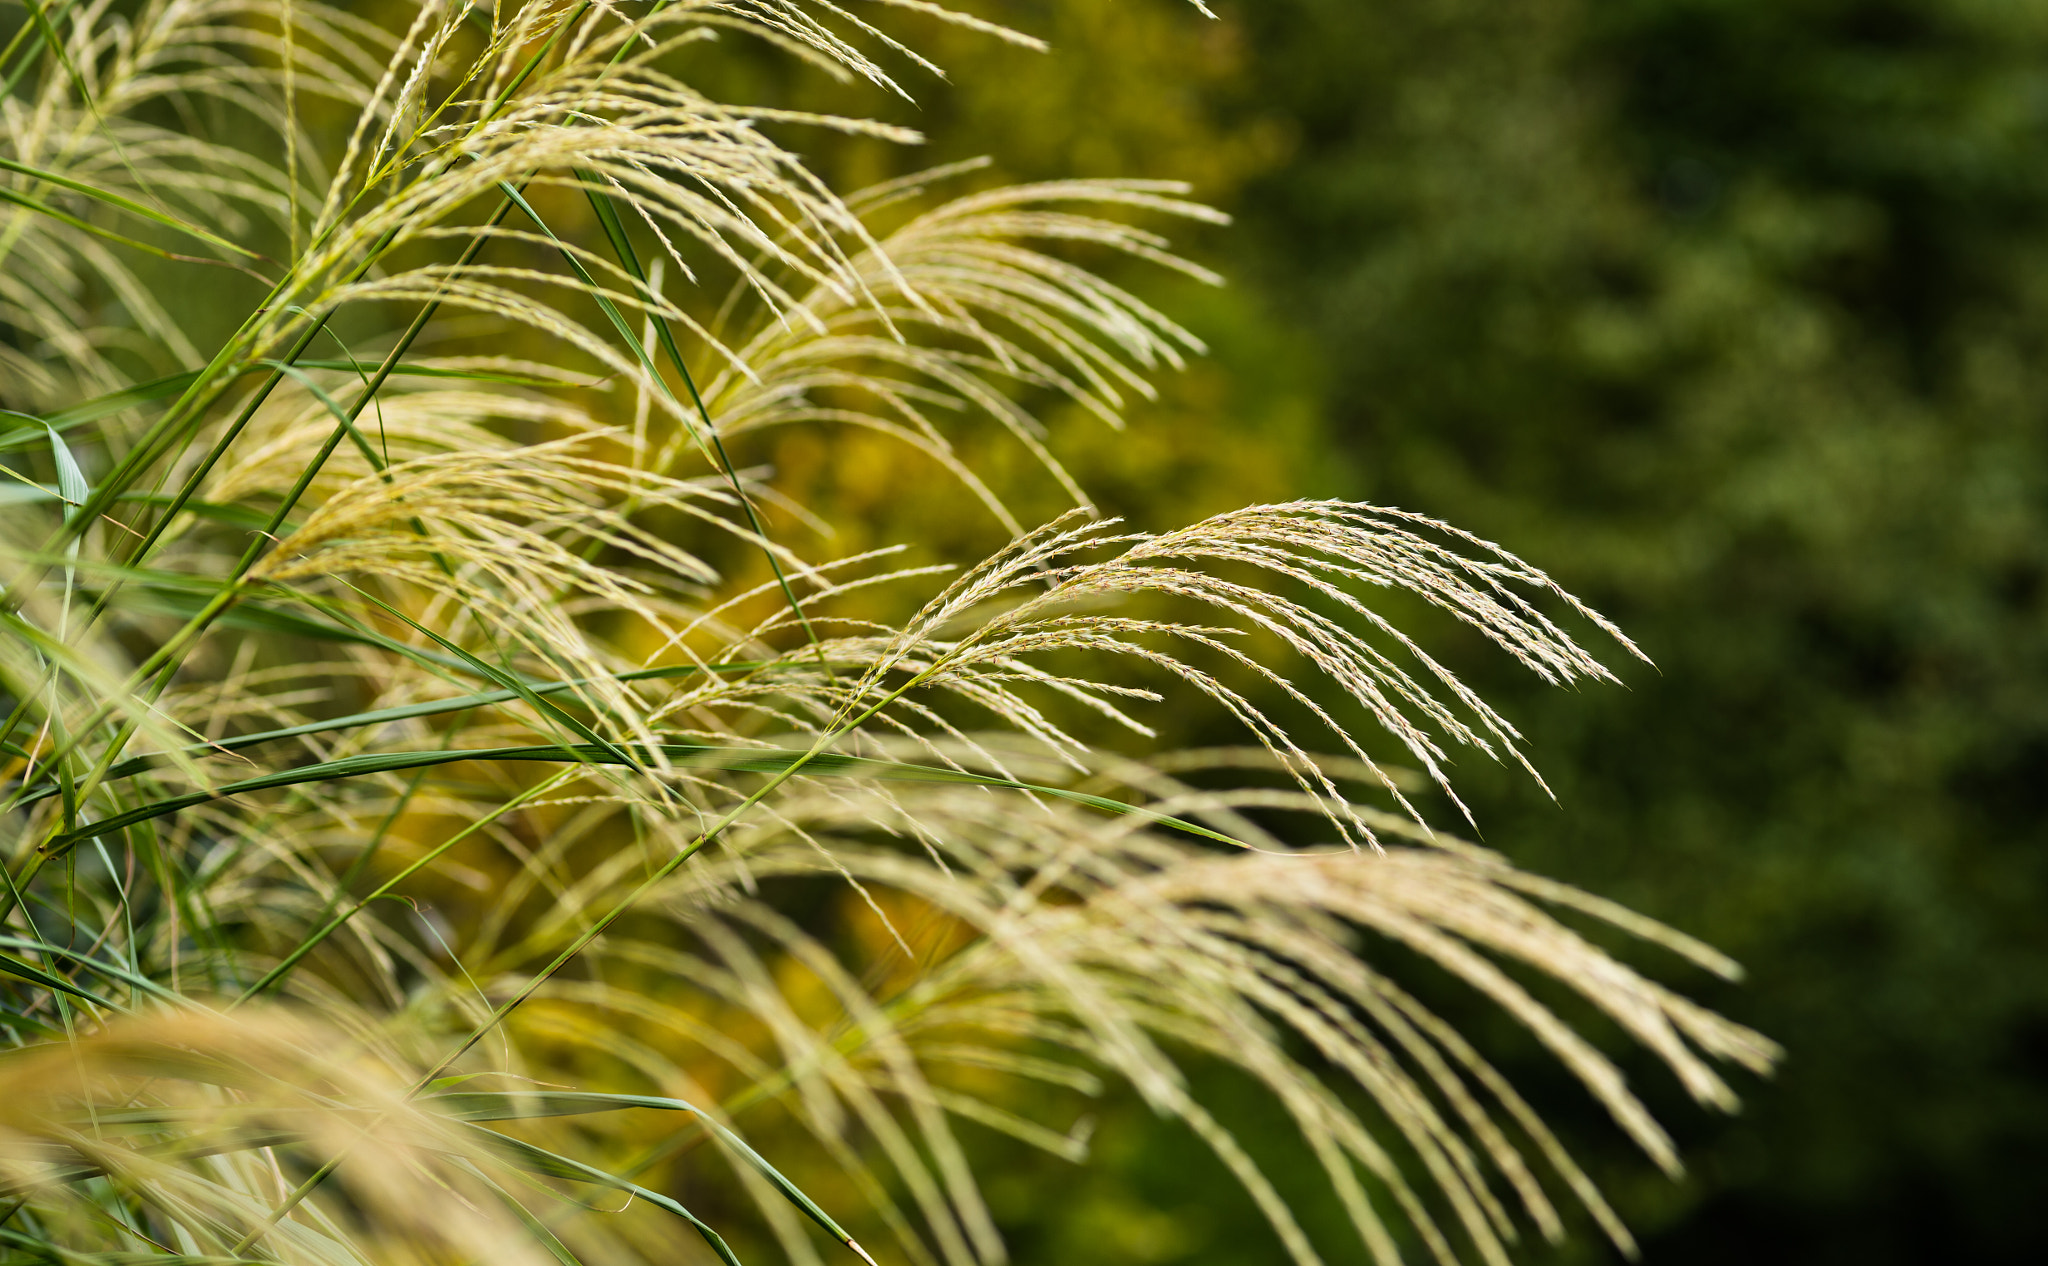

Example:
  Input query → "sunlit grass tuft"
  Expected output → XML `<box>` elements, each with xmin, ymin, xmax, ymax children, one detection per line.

<box><xmin>0</xmin><ymin>4</ymin><xmax>1772</xmax><ymax>1264</ymax></box>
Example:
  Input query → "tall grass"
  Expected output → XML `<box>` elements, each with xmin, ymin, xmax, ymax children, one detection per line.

<box><xmin>0</xmin><ymin>4</ymin><xmax>1776</xmax><ymax>1264</ymax></box>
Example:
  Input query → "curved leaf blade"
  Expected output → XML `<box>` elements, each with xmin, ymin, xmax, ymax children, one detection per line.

<box><xmin>40</xmin><ymin>743</ymin><xmax>1246</xmax><ymax>856</ymax></box>
<box><xmin>428</xmin><ymin>1091</ymin><xmax>874</xmax><ymax>1260</ymax></box>
<box><xmin>0</xmin><ymin>154</ymin><xmax>263</xmax><ymax>260</ymax></box>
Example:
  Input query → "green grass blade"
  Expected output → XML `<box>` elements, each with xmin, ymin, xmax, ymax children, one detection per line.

<box><xmin>0</xmin><ymin>935</ymin><xmax>181</xmax><ymax>1004</ymax></box>
<box><xmin>0</xmin><ymin>363</ymin><xmax>596</xmax><ymax>454</ymax></box>
<box><xmin>0</xmin><ymin>155</ymin><xmax>264</xmax><ymax>260</ymax></box>
<box><xmin>256</xmin><ymin>359</ymin><xmax>384</xmax><ymax>468</ymax></box>
<box><xmin>0</xmin><ymin>371</ymin><xmax>203</xmax><ymax>451</ymax></box>
<box><xmin>0</xmin><ymin>0</ymin><xmax>75</xmax><ymax>87</ymax></box>
<box><xmin>8</xmin><ymin>661</ymin><xmax>767</xmax><ymax>805</ymax></box>
<box><xmin>429</xmin><ymin>1091</ymin><xmax>871</xmax><ymax>1256</ymax></box>
<box><xmin>40</xmin><ymin>422</ymin><xmax>88</xmax><ymax>521</ymax></box>
<box><xmin>0</xmin><ymin>185</ymin><xmax>249</xmax><ymax>269</ymax></box>
<box><xmin>0</xmin><ymin>950</ymin><xmax>122</xmax><ymax>1009</ymax></box>
<box><xmin>453</xmin><ymin>1160</ymin><xmax>592</xmax><ymax>1266</ymax></box>
<box><xmin>113</xmin><ymin>493</ymin><xmax>273</xmax><ymax>532</ymax></box>
<box><xmin>287</xmin><ymin>359</ymin><xmax>603</xmax><ymax>389</ymax></box>
<box><xmin>39</xmin><ymin>743</ymin><xmax>1248</xmax><ymax>856</ymax></box>
<box><xmin>578</xmin><ymin>179</ymin><xmax>832</xmax><ymax>669</ymax></box>
<box><xmin>462</xmin><ymin>1127</ymin><xmax>746</xmax><ymax>1266</ymax></box>
<box><xmin>342</xmin><ymin>585</ymin><xmax>638</xmax><ymax>771</ymax></box>
<box><xmin>500</xmin><ymin>175</ymin><xmax>835</xmax><ymax>681</ymax></box>
<box><xmin>103</xmin><ymin>663</ymin><xmax>760</xmax><ymax>776</ymax></box>
<box><xmin>102</xmin><ymin>585</ymin><xmax>503</xmax><ymax>679</ymax></box>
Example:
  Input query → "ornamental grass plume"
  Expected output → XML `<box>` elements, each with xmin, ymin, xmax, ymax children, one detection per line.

<box><xmin>0</xmin><ymin>4</ymin><xmax>1774</xmax><ymax>1264</ymax></box>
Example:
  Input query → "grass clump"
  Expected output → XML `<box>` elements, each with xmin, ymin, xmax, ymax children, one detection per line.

<box><xmin>0</xmin><ymin>4</ymin><xmax>1774</xmax><ymax>1264</ymax></box>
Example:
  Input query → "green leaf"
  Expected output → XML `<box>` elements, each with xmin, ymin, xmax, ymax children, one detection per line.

<box><xmin>41</xmin><ymin>420</ymin><xmax>88</xmax><ymax>522</ymax></box>
<box><xmin>103</xmin><ymin>585</ymin><xmax>491</xmax><ymax>679</ymax></box>
<box><xmin>0</xmin><ymin>1124</ymin><xmax>310</xmax><ymax>1197</ymax></box>
<box><xmin>454</xmin><ymin>1159</ymin><xmax>592</xmax><ymax>1266</ymax></box>
<box><xmin>0</xmin><ymin>950</ymin><xmax>122</xmax><ymax>1009</ymax></box>
<box><xmin>344</xmin><ymin>585</ymin><xmax>639</xmax><ymax>773</ymax></box>
<box><xmin>499</xmin><ymin>182</ymin><xmax>661</xmax><ymax>388</ymax></box>
<box><xmin>289</xmin><ymin>359</ymin><xmax>602</xmax><ymax>389</ymax></box>
<box><xmin>39</xmin><ymin>743</ymin><xmax>1246</xmax><ymax>857</ymax></box>
<box><xmin>0</xmin><ymin>185</ymin><xmax>245</xmax><ymax>269</ymax></box>
<box><xmin>40</xmin><ymin>368</ymin><xmax>201</xmax><ymax>431</ymax></box>
<box><xmin>0</xmin><ymin>416</ymin><xmax>91</xmax><ymax>526</ymax></box>
<box><xmin>0</xmin><ymin>935</ymin><xmax>180</xmax><ymax>1004</ymax></box>
<box><xmin>0</xmin><ymin>486</ymin><xmax>272</xmax><ymax>532</ymax></box>
<box><xmin>462</xmin><ymin>1126</ymin><xmax>746</xmax><ymax>1266</ymax></box>
<box><xmin>0</xmin><ymin>1005</ymin><xmax>68</xmax><ymax>1041</ymax></box>
<box><xmin>126</xmin><ymin>493</ymin><xmax>276</xmax><ymax>532</ymax></box>
<box><xmin>426</xmin><ymin>1090</ymin><xmax>700</xmax><ymax>1121</ymax></box>
<box><xmin>1</xmin><ymin>361</ymin><xmax>598</xmax><ymax>457</ymax></box>
<box><xmin>570</xmin><ymin>176</ymin><xmax>831</xmax><ymax>664</ymax></box>
<box><xmin>257</xmin><ymin>358</ymin><xmax>384</xmax><ymax>469</ymax></box>
<box><xmin>0</xmin><ymin>154</ymin><xmax>263</xmax><ymax>260</ymax></box>
<box><xmin>34</xmin><ymin>661</ymin><xmax>760</xmax><ymax>802</ymax></box>
<box><xmin>430</xmin><ymin>1091</ymin><xmax>872</xmax><ymax>1258</ymax></box>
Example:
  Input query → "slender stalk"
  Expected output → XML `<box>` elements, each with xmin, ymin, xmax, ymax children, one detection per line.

<box><xmin>575</xmin><ymin>181</ymin><xmax>833</xmax><ymax>672</ymax></box>
<box><xmin>232</xmin><ymin>768</ymin><xmax>577</xmax><ymax>1005</ymax></box>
